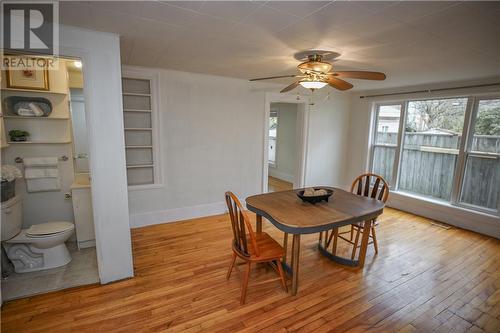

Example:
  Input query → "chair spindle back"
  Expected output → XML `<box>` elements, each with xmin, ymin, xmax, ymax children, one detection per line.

<box><xmin>350</xmin><ymin>173</ymin><xmax>389</xmax><ymax>203</ymax></box>
<box><xmin>225</xmin><ymin>192</ymin><xmax>259</xmax><ymax>257</ymax></box>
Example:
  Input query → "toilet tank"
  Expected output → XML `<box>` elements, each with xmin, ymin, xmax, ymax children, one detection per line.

<box><xmin>1</xmin><ymin>195</ymin><xmax>22</xmax><ymax>241</ymax></box>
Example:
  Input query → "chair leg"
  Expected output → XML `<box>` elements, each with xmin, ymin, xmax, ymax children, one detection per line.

<box><xmin>276</xmin><ymin>260</ymin><xmax>288</xmax><ymax>293</ymax></box>
<box><xmin>371</xmin><ymin>226</ymin><xmax>379</xmax><ymax>254</ymax></box>
<box><xmin>331</xmin><ymin>227</ymin><xmax>338</xmax><ymax>255</ymax></box>
<box><xmin>227</xmin><ymin>253</ymin><xmax>236</xmax><ymax>280</ymax></box>
<box><xmin>350</xmin><ymin>225</ymin><xmax>354</xmax><ymax>241</ymax></box>
<box><xmin>326</xmin><ymin>230</ymin><xmax>334</xmax><ymax>248</ymax></box>
<box><xmin>351</xmin><ymin>227</ymin><xmax>361</xmax><ymax>260</ymax></box>
<box><xmin>240</xmin><ymin>262</ymin><xmax>251</xmax><ymax>305</ymax></box>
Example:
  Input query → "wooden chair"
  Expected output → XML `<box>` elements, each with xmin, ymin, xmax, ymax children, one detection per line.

<box><xmin>225</xmin><ymin>191</ymin><xmax>288</xmax><ymax>304</ymax></box>
<box><xmin>328</xmin><ymin>173</ymin><xmax>389</xmax><ymax>260</ymax></box>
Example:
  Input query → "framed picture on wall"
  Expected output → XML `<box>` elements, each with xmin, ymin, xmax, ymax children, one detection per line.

<box><xmin>6</xmin><ymin>66</ymin><xmax>50</xmax><ymax>91</ymax></box>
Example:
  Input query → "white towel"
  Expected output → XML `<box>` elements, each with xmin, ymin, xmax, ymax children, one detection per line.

<box><xmin>23</xmin><ymin>157</ymin><xmax>60</xmax><ymax>192</ymax></box>
<box><xmin>25</xmin><ymin>168</ymin><xmax>59</xmax><ymax>179</ymax></box>
<box><xmin>28</xmin><ymin>102</ymin><xmax>45</xmax><ymax>117</ymax></box>
<box><xmin>26</xmin><ymin>178</ymin><xmax>61</xmax><ymax>192</ymax></box>
<box><xmin>23</xmin><ymin>157</ymin><xmax>58</xmax><ymax>167</ymax></box>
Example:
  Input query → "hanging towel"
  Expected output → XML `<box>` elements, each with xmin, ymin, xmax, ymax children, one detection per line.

<box><xmin>23</xmin><ymin>157</ymin><xmax>58</xmax><ymax>167</ymax></box>
<box><xmin>24</xmin><ymin>168</ymin><xmax>59</xmax><ymax>179</ymax></box>
<box><xmin>23</xmin><ymin>157</ymin><xmax>60</xmax><ymax>192</ymax></box>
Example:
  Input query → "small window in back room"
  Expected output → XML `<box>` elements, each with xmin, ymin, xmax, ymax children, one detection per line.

<box><xmin>268</xmin><ymin>110</ymin><xmax>278</xmax><ymax>166</ymax></box>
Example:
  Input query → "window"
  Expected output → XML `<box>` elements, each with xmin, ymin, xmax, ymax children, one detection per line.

<box><xmin>459</xmin><ymin>98</ymin><xmax>500</xmax><ymax>211</ymax></box>
<box><xmin>122</xmin><ymin>74</ymin><xmax>160</xmax><ymax>187</ymax></box>
<box><xmin>399</xmin><ymin>98</ymin><xmax>467</xmax><ymax>201</ymax></box>
<box><xmin>371</xmin><ymin>104</ymin><xmax>402</xmax><ymax>184</ymax></box>
<box><xmin>268</xmin><ymin>110</ymin><xmax>278</xmax><ymax>167</ymax></box>
<box><xmin>371</xmin><ymin>96</ymin><xmax>500</xmax><ymax>215</ymax></box>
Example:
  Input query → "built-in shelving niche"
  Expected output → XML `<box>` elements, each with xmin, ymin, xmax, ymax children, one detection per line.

<box><xmin>122</xmin><ymin>78</ymin><xmax>155</xmax><ymax>185</ymax></box>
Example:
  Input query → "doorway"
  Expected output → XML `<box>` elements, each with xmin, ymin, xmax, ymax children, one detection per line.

<box><xmin>263</xmin><ymin>98</ymin><xmax>308</xmax><ymax>193</ymax></box>
<box><xmin>1</xmin><ymin>55</ymin><xmax>99</xmax><ymax>300</ymax></box>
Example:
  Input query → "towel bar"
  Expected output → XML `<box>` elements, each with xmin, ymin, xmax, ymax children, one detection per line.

<box><xmin>14</xmin><ymin>156</ymin><xmax>69</xmax><ymax>163</ymax></box>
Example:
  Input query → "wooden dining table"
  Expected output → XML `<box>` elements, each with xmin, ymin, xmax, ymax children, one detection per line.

<box><xmin>246</xmin><ymin>187</ymin><xmax>385</xmax><ymax>295</ymax></box>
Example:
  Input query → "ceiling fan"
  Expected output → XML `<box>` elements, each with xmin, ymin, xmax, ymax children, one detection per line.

<box><xmin>249</xmin><ymin>50</ymin><xmax>386</xmax><ymax>93</ymax></box>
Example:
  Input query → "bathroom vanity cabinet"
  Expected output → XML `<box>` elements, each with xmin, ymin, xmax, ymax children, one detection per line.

<box><xmin>71</xmin><ymin>178</ymin><xmax>95</xmax><ymax>249</ymax></box>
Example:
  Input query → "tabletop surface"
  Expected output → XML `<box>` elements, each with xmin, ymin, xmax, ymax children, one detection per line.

<box><xmin>246</xmin><ymin>187</ymin><xmax>385</xmax><ymax>233</ymax></box>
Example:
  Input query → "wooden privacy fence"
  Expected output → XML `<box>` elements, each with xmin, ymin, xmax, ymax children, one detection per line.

<box><xmin>373</xmin><ymin>132</ymin><xmax>500</xmax><ymax>210</ymax></box>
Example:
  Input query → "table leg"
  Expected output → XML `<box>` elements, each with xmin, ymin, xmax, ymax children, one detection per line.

<box><xmin>282</xmin><ymin>232</ymin><xmax>288</xmax><ymax>265</ymax></box>
<box><xmin>256</xmin><ymin>214</ymin><xmax>262</xmax><ymax>234</ymax></box>
<box><xmin>357</xmin><ymin>219</ymin><xmax>373</xmax><ymax>268</ymax></box>
<box><xmin>291</xmin><ymin>234</ymin><xmax>301</xmax><ymax>296</ymax></box>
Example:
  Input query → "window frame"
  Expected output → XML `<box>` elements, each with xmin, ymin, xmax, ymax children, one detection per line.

<box><xmin>122</xmin><ymin>68</ymin><xmax>163</xmax><ymax>190</ymax></box>
<box><xmin>455</xmin><ymin>96</ymin><xmax>500</xmax><ymax>214</ymax></box>
<box><xmin>369</xmin><ymin>102</ymin><xmax>405</xmax><ymax>188</ymax></box>
<box><xmin>370</xmin><ymin>94</ymin><xmax>500</xmax><ymax>216</ymax></box>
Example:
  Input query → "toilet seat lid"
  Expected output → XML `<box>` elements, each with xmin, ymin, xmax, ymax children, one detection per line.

<box><xmin>26</xmin><ymin>222</ymin><xmax>74</xmax><ymax>237</ymax></box>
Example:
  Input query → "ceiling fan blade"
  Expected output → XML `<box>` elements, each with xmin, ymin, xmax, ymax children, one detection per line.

<box><xmin>330</xmin><ymin>71</ymin><xmax>386</xmax><ymax>80</ymax></box>
<box><xmin>249</xmin><ymin>74</ymin><xmax>298</xmax><ymax>81</ymax></box>
<box><xmin>280</xmin><ymin>81</ymin><xmax>300</xmax><ymax>93</ymax></box>
<box><xmin>326</xmin><ymin>77</ymin><xmax>353</xmax><ymax>91</ymax></box>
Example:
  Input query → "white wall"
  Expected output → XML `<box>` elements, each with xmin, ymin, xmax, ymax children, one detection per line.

<box><xmin>269</xmin><ymin>103</ymin><xmax>297</xmax><ymax>183</ymax></box>
<box><xmin>127</xmin><ymin>67</ymin><xmax>267</xmax><ymax>226</ymax></box>
<box><xmin>345</xmin><ymin>78</ymin><xmax>500</xmax><ymax>238</ymax></box>
<box><xmin>305</xmin><ymin>92</ymin><xmax>351</xmax><ymax>189</ymax></box>
<box><xmin>126</xmin><ymin>66</ymin><xmax>352</xmax><ymax>227</ymax></box>
<box><xmin>60</xmin><ymin>25</ymin><xmax>134</xmax><ymax>283</ymax></box>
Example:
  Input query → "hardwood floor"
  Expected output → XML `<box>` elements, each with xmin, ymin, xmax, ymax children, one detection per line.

<box><xmin>2</xmin><ymin>208</ymin><xmax>500</xmax><ymax>332</ymax></box>
<box><xmin>268</xmin><ymin>176</ymin><xmax>293</xmax><ymax>192</ymax></box>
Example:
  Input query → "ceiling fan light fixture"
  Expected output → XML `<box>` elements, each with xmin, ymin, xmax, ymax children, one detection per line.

<box><xmin>299</xmin><ymin>81</ymin><xmax>328</xmax><ymax>90</ymax></box>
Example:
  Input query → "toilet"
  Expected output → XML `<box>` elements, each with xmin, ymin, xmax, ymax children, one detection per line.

<box><xmin>1</xmin><ymin>195</ymin><xmax>74</xmax><ymax>273</ymax></box>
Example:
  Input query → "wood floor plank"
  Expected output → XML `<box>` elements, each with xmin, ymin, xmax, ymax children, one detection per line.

<box><xmin>1</xmin><ymin>208</ymin><xmax>499</xmax><ymax>333</ymax></box>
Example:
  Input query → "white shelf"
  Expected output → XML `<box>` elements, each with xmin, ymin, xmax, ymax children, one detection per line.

<box><xmin>126</xmin><ymin>164</ymin><xmax>154</xmax><ymax>169</ymax></box>
<box><xmin>7</xmin><ymin>140</ymin><xmax>71</xmax><ymax>144</ymax></box>
<box><xmin>124</xmin><ymin>128</ymin><xmax>152</xmax><ymax>131</ymax></box>
<box><xmin>1</xmin><ymin>88</ymin><xmax>67</xmax><ymax>95</ymax></box>
<box><xmin>125</xmin><ymin>145</ymin><xmax>153</xmax><ymax>149</ymax></box>
<box><xmin>122</xmin><ymin>92</ymin><xmax>151</xmax><ymax>97</ymax></box>
<box><xmin>123</xmin><ymin>109</ymin><xmax>152</xmax><ymax>113</ymax></box>
<box><xmin>4</xmin><ymin>116</ymin><xmax>70</xmax><ymax>120</ymax></box>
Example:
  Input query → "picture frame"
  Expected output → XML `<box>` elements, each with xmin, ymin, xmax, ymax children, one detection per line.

<box><xmin>6</xmin><ymin>65</ymin><xmax>50</xmax><ymax>91</ymax></box>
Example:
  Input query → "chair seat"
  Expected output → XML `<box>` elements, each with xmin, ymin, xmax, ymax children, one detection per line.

<box><xmin>247</xmin><ymin>232</ymin><xmax>284</xmax><ymax>261</ymax></box>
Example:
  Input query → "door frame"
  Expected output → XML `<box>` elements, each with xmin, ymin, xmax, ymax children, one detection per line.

<box><xmin>262</xmin><ymin>93</ymin><xmax>309</xmax><ymax>193</ymax></box>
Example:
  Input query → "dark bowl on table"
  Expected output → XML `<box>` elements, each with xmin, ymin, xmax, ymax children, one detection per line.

<box><xmin>296</xmin><ymin>188</ymin><xmax>334</xmax><ymax>204</ymax></box>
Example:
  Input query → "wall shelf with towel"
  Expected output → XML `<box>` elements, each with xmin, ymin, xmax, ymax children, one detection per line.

<box><xmin>4</xmin><ymin>116</ymin><xmax>70</xmax><ymax>120</ymax></box>
<box><xmin>1</xmin><ymin>88</ymin><xmax>67</xmax><ymax>95</ymax></box>
<box><xmin>7</xmin><ymin>141</ymin><xmax>72</xmax><ymax>145</ymax></box>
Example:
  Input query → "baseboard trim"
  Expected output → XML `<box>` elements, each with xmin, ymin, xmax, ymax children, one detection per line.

<box><xmin>130</xmin><ymin>201</ymin><xmax>228</xmax><ymax>228</ymax></box>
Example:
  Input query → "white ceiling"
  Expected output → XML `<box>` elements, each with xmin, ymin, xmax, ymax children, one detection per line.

<box><xmin>60</xmin><ymin>1</ymin><xmax>500</xmax><ymax>91</ymax></box>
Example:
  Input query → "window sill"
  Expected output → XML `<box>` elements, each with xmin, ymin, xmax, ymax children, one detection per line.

<box><xmin>387</xmin><ymin>190</ymin><xmax>500</xmax><ymax>238</ymax></box>
<box><xmin>390</xmin><ymin>190</ymin><xmax>498</xmax><ymax>218</ymax></box>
